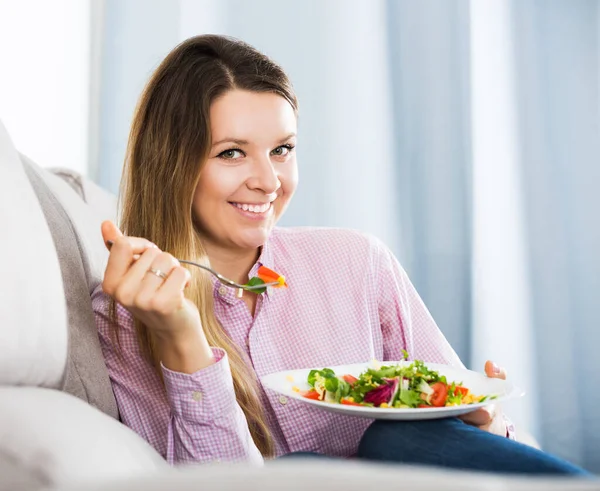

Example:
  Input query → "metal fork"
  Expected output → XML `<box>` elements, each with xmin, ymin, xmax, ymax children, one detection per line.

<box><xmin>106</xmin><ymin>240</ymin><xmax>281</xmax><ymax>293</ymax></box>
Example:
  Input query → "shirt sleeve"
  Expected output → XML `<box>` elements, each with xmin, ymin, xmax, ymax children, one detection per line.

<box><xmin>91</xmin><ymin>287</ymin><xmax>263</xmax><ymax>466</ymax></box>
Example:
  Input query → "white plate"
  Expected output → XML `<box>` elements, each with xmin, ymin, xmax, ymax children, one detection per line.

<box><xmin>261</xmin><ymin>361</ymin><xmax>525</xmax><ymax>420</ymax></box>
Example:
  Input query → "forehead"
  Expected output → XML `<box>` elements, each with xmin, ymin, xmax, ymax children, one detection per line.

<box><xmin>209</xmin><ymin>90</ymin><xmax>297</xmax><ymax>143</ymax></box>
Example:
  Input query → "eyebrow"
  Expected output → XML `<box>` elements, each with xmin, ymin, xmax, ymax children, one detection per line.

<box><xmin>212</xmin><ymin>133</ymin><xmax>297</xmax><ymax>147</ymax></box>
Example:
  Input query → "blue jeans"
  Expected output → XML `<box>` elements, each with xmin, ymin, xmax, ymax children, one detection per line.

<box><xmin>281</xmin><ymin>418</ymin><xmax>591</xmax><ymax>477</ymax></box>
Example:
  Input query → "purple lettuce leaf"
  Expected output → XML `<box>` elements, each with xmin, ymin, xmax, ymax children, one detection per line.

<box><xmin>363</xmin><ymin>377</ymin><xmax>400</xmax><ymax>407</ymax></box>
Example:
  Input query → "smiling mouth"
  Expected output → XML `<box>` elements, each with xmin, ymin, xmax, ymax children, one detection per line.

<box><xmin>229</xmin><ymin>201</ymin><xmax>273</xmax><ymax>214</ymax></box>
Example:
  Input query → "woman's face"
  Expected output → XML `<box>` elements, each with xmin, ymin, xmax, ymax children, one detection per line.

<box><xmin>193</xmin><ymin>89</ymin><xmax>298</xmax><ymax>253</ymax></box>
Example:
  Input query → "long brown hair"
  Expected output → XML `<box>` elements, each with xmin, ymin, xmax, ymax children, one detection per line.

<box><xmin>115</xmin><ymin>35</ymin><xmax>298</xmax><ymax>457</ymax></box>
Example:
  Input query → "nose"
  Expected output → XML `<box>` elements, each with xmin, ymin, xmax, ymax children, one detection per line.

<box><xmin>246</xmin><ymin>154</ymin><xmax>281</xmax><ymax>195</ymax></box>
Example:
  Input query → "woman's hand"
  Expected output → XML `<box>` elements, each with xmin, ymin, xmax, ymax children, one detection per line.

<box><xmin>100</xmin><ymin>220</ymin><xmax>214</xmax><ymax>372</ymax></box>
<box><xmin>458</xmin><ymin>360</ymin><xmax>508</xmax><ymax>437</ymax></box>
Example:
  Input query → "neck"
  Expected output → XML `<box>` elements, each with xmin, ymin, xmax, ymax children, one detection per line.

<box><xmin>203</xmin><ymin>243</ymin><xmax>261</xmax><ymax>285</ymax></box>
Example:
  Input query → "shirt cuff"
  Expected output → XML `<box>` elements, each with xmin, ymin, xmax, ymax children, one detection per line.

<box><xmin>503</xmin><ymin>414</ymin><xmax>517</xmax><ymax>441</ymax></box>
<box><xmin>161</xmin><ymin>348</ymin><xmax>237</xmax><ymax>423</ymax></box>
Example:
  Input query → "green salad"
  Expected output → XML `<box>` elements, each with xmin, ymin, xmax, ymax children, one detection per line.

<box><xmin>298</xmin><ymin>353</ymin><xmax>495</xmax><ymax>408</ymax></box>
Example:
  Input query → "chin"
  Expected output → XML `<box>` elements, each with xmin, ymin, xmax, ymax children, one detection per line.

<box><xmin>232</xmin><ymin>233</ymin><xmax>269</xmax><ymax>249</ymax></box>
<box><xmin>234</xmin><ymin>227</ymin><xmax>272</xmax><ymax>249</ymax></box>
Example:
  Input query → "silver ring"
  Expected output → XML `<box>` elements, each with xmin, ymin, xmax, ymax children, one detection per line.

<box><xmin>147</xmin><ymin>268</ymin><xmax>168</xmax><ymax>280</ymax></box>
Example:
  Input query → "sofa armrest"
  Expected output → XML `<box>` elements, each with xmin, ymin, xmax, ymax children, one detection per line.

<box><xmin>0</xmin><ymin>387</ymin><xmax>167</xmax><ymax>491</ymax></box>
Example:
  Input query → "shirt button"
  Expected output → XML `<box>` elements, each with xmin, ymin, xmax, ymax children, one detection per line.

<box><xmin>191</xmin><ymin>391</ymin><xmax>203</xmax><ymax>401</ymax></box>
<box><xmin>218</xmin><ymin>286</ymin><xmax>227</xmax><ymax>296</ymax></box>
<box><xmin>279</xmin><ymin>396</ymin><xmax>288</xmax><ymax>405</ymax></box>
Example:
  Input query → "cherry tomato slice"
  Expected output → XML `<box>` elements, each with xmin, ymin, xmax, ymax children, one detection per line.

<box><xmin>301</xmin><ymin>389</ymin><xmax>322</xmax><ymax>401</ymax></box>
<box><xmin>454</xmin><ymin>386</ymin><xmax>469</xmax><ymax>396</ymax></box>
<box><xmin>342</xmin><ymin>374</ymin><xmax>359</xmax><ymax>384</ymax></box>
<box><xmin>341</xmin><ymin>398</ymin><xmax>362</xmax><ymax>406</ymax></box>
<box><xmin>430</xmin><ymin>382</ymin><xmax>448</xmax><ymax>407</ymax></box>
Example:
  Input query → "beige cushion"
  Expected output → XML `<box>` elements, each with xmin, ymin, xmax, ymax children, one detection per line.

<box><xmin>21</xmin><ymin>156</ymin><xmax>119</xmax><ymax>419</ymax></box>
<box><xmin>24</xmin><ymin>157</ymin><xmax>117</xmax><ymax>291</ymax></box>
<box><xmin>0</xmin><ymin>451</ymin><xmax>47</xmax><ymax>491</ymax></box>
<box><xmin>0</xmin><ymin>387</ymin><xmax>167</xmax><ymax>491</ymax></box>
<box><xmin>0</xmin><ymin>120</ymin><xmax>67</xmax><ymax>387</ymax></box>
<box><xmin>53</xmin><ymin>459</ymin><xmax>599</xmax><ymax>491</ymax></box>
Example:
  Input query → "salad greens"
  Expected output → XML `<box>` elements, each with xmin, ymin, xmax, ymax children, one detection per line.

<box><xmin>243</xmin><ymin>266</ymin><xmax>287</xmax><ymax>293</ymax></box>
<box><xmin>300</xmin><ymin>356</ymin><xmax>495</xmax><ymax>409</ymax></box>
<box><xmin>244</xmin><ymin>276</ymin><xmax>267</xmax><ymax>294</ymax></box>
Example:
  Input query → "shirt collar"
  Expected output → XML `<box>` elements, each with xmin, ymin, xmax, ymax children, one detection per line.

<box><xmin>212</xmin><ymin>237</ymin><xmax>276</xmax><ymax>304</ymax></box>
<box><xmin>255</xmin><ymin>237</ymin><xmax>275</xmax><ymax>273</ymax></box>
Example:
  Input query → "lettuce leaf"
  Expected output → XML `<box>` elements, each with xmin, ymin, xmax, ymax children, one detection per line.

<box><xmin>399</xmin><ymin>389</ymin><xmax>422</xmax><ymax>407</ymax></box>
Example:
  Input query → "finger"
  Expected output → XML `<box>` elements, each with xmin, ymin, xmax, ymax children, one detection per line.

<box><xmin>150</xmin><ymin>267</ymin><xmax>192</xmax><ymax>314</ymax></box>
<box><xmin>485</xmin><ymin>360</ymin><xmax>507</xmax><ymax>380</ymax></box>
<box><xmin>101</xmin><ymin>220</ymin><xmax>156</xmax><ymax>257</ymax></box>
<box><xmin>118</xmin><ymin>246</ymin><xmax>164</xmax><ymax>294</ymax></box>
<box><xmin>460</xmin><ymin>405</ymin><xmax>495</xmax><ymax>426</ymax></box>
<box><xmin>460</xmin><ymin>409</ymin><xmax>490</xmax><ymax>426</ymax></box>
<box><xmin>101</xmin><ymin>220</ymin><xmax>124</xmax><ymax>250</ymax></box>
<box><xmin>107</xmin><ymin>247</ymin><xmax>162</xmax><ymax>304</ymax></box>
<box><xmin>103</xmin><ymin>236</ymin><xmax>157</xmax><ymax>295</ymax></box>
<box><xmin>162</xmin><ymin>266</ymin><xmax>191</xmax><ymax>292</ymax></box>
<box><xmin>134</xmin><ymin>253</ymin><xmax>180</xmax><ymax>308</ymax></box>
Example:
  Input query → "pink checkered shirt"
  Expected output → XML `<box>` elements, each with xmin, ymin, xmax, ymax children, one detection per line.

<box><xmin>92</xmin><ymin>227</ymin><xmax>472</xmax><ymax>466</ymax></box>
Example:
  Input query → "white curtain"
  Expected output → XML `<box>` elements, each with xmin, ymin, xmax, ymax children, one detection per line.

<box><xmin>91</xmin><ymin>0</ymin><xmax>600</xmax><ymax>471</ymax></box>
<box><xmin>512</xmin><ymin>0</ymin><xmax>600</xmax><ymax>468</ymax></box>
<box><xmin>469</xmin><ymin>0</ymin><xmax>539</xmax><ymax>438</ymax></box>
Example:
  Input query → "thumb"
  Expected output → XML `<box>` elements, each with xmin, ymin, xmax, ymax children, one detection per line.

<box><xmin>460</xmin><ymin>406</ymin><xmax>494</xmax><ymax>426</ymax></box>
<box><xmin>101</xmin><ymin>220</ymin><xmax>124</xmax><ymax>250</ymax></box>
<box><xmin>485</xmin><ymin>360</ymin><xmax>507</xmax><ymax>380</ymax></box>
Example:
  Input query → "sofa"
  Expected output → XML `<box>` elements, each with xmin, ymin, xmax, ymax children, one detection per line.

<box><xmin>0</xmin><ymin>118</ymin><xmax>597</xmax><ymax>490</ymax></box>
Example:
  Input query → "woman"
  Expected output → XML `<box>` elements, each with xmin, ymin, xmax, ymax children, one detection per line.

<box><xmin>93</xmin><ymin>34</ymin><xmax>588</xmax><ymax>476</ymax></box>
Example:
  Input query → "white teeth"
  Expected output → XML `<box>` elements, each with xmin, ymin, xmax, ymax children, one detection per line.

<box><xmin>234</xmin><ymin>202</ymin><xmax>271</xmax><ymax>213</ymax></box>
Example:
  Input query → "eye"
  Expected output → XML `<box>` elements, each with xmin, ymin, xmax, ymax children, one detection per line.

<box><xmin>218</xmin><ymin>149</ymin><xmax>245</xmax><ymax>160</ymax></box>
<box><xmin>271</xmin><ymin>144</ymin><xmax>295</xmax><ymax>157</ymax></box>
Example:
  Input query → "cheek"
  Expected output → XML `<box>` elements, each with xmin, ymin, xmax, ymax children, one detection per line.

<box><xmin>192</xmin><ymin>175</ymin><xmax>224</xmax><ymax>227</ymax></box>
<box><xmin>280</xmin><ymin>161</ymin><xmax>299</xmax><ymax>198</ymax></box>
<box><xmin>191</xmin><ymin>189</ymin><xmax>207</xmax><ymax>228</ymax></box>
<box><xmin>194</xmin><ymin>165</ymin><xmax>243</xmax><ymax>210</ymax></box>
